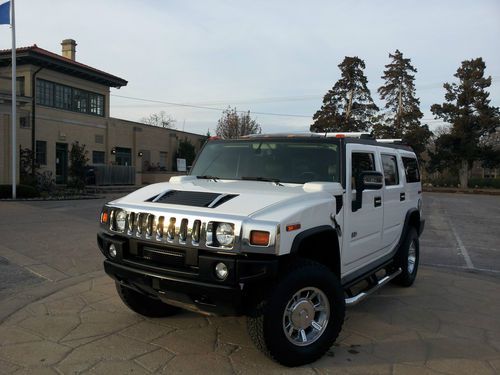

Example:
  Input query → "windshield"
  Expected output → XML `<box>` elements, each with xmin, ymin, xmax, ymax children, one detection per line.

<box><xmin>190</xmin><ymin>139</ymin><xmax>340</xmax><ymax>184</ymax></box>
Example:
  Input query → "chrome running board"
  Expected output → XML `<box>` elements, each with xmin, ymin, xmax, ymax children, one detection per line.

<box><xmin>345</xmin><ymin>268</ymin><xmax>402</xmax><ymax>307</ymax></box>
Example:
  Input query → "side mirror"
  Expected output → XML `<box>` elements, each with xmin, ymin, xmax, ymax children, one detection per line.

<box><xmin>352</xmin><ymin>171</ymin><xmax>384</xmax><ymax>212</ymax></box>
<box><xmin>360</xmin><ymin>171</ymin><xmax>384</xmax><ymax>191</ymax></box>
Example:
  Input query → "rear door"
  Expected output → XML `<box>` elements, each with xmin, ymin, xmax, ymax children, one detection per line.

<box><xmin>380</xmin><ymin>150</ymin><xmax>405</xmax><ymax>250</ymax></box>
<box><xmin>342</xmin><ymin>144</ymin><xmax>384</xmax><ymax>272</ymax></box>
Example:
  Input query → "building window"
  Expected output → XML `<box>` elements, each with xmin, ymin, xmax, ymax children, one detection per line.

<box><xmin>16</xmin><ymin>77</ymin><xmax>25</xmax><ymax>96</ymax></box>
<box><xmin>115</xmin><ymin>147</ymin><xmax>132</xmax><ymax>166</ymax></box>
<box><xmin>92</xmin><ymin>151</ymin><xmax>105</xmax><ymax>165</ymax></box>
<box><xmin>36</xmin><ymin>79</ymin><xmax>105</xmax><ymax>117</ymax></box>
<box><xmin>36</xmin><ymin>140</ymin><xmax>47</xmax><ymax>165</ymax></box>
<box><xmin>37</xmin><ymin>80</ymin><xmax>54</xmax><ymax>107</ymax></box>
<box><xmin>20</xmin><ymin>117</ymin><xmax>30</xmax><ymax>129</ymax></box>
<box><xmin>95</xmin><ymin>134</ymin><xmax>104</xmax><ymax>144</ymax></box>
<box><xmin>159</xmin><ymin>151</ymin><xmax>168</xmax><ymax>170</ymax></box>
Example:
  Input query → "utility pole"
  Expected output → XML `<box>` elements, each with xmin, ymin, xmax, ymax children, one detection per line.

<box><xmin>11</xmin><ymin>0</ymin><xmax>16</xmax><ymax>199</ymax></box>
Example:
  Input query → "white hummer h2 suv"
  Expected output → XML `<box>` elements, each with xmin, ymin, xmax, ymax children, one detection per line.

<box><xmin>98</xmin><ymin>133</ymin><xmax>424</xmax><ymax>366</ymax></box>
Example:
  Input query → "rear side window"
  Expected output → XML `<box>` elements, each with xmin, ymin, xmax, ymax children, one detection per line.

<box><xmin>402</xmin><ymin>157</ymin><xmax>420</xmax><ymax>183</ymax></box>
<box><xmin>381</xmin><ymin>154</ymin><xmax>399</xmax><ymax>186</ymax></box>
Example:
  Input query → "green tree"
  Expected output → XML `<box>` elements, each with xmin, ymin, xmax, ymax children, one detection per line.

<box><xmin>430</xmin><ymin>57</ymin><xmax>500</xmax><ymax>188</ymax></box>
<box><xmin>373</xmin><ymin>50</ymin><xmax>432</xmax><ymax>158</ymax></box>
<box><xmin>68</xmin><ymin>141</ymin><xmax>89</xmax><ymax>190</ymax></box>
<box><xmin>311</xmin><ymin>56</ymin><xmax>378</xmax><ymax>133</ymax></box>
<box><xmin>177</xmin><ymin>139</ymin><xmax>196</xmax><ymax>166</ymax></box>
<box><xmin>216</xmin><ymin>106</ymin><xmax>261</xmax><ymax>139</ymax></box>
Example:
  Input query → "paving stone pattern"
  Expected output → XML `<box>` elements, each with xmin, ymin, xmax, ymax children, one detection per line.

<box><xmin>0</xmin><ymin>268</ymin><xmax>499</xmax><ymax>374</ymax></box>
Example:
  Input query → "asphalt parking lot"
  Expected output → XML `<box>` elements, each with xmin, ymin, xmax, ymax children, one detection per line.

<box><xmin>0</xmin><ymin>192</ymin><xmax>499</xmax><ymax>374</ymax></box>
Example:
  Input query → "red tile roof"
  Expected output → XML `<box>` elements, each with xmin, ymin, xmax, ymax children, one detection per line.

<box><xmin>0</xmin><ymin>44</ymin><xmax>127</xmax><ymax>88</ymax></box>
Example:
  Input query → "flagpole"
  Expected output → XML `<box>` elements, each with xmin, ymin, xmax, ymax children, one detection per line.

<box><xmin>11</xmin><ymin>0</ymin><xmax>16</xmax><ymax>199</ymax></box>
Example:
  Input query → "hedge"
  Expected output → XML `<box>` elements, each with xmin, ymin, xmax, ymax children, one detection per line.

<box><xmin>0</xmin><ymin>184</ymin><xmax>40</xmax><ymax>199</ymax></box>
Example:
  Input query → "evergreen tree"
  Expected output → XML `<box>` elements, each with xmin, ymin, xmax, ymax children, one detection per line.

<box><xmin>311</xmin><ymin>56</ymin><xmax>378</xmax><ymax>133</ymax></box>
<box><xmin>68</xmin><ymin>141</ymin><xmax>89</xmax><ymax>190</ymax></box>
<box><xmin>374</xmin><ymin>50</ymin><xmax>432</xmax><ymax>159</ymax></box>
<box><xmin>430</xmin><ymin>57</ymin><xmax>500</xmax><ymax>188</ymax></box>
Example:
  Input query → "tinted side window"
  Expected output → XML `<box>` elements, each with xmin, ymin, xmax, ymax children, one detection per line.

<box><xmin>381</xmin><ymin>154</ymin><xmax>399</xmax><ymax>186</ymax></box>
<box><xmin>352</xmin><ymin>152</ymin><xmax>375</xmax><ymax>189</ymax></box>
<box><xmin>402</xmin><ymin>157</ymin><xmax>420</xmax><ymax>183</ymax></box>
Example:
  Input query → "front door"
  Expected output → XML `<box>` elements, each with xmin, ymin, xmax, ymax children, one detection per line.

<box><xmin>342</xmin><ymin>145</ymin><xmax>384</xmax><ymax>272</ymax></box>
<box><xmin>55</xmin><ymin>143</ymin><xmax>68</xmax><ymax>184</ymax></box>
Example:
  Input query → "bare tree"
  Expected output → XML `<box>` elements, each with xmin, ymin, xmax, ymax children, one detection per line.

<box><xmin>141</xmin><ymin>111</ymin><xmax>176</xmax><ymax>128</ymax></box>
<box><xmin>216</xmin><ymin>107</ymin><xmax>261</xmax><ymax>139</ymax></box>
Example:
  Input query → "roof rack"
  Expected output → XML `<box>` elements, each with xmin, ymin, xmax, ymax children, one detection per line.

<box><xmin>376</xmin><ymin>139</ymin><xmax>404</xmax><ymax>144</ymax></box>
<box><xmin>324</xmin><ymin>132</ymin><xmax>373</xmax><ymax>139</ymax></box>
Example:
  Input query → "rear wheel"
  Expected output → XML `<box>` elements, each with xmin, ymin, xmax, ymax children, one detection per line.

<box><xmin>392</xmin><ymin>227</ymin><xmax>419</xmax><ymax>287</ymax></box>
<box><xmin>115</xmin><ymin>282</ymin><xmax>179</xmax><ymax>317</ymax></box>
<box><xmin>247</xmin><ymin>260</ymin><xmax>345</xmax><ymax>367</ymax></box>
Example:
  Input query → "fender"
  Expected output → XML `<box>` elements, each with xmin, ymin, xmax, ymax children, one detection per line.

<box><xmin>290</xmin><ymin>225</ymin><xmax>337</xmax><ymax>254</ymax></box>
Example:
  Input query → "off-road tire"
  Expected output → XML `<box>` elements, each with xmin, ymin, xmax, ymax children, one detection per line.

<box><xmin>115</xmin><ymin>282</ymin><xmax>179</xmax><ymax>317</ymax></box>
<box><xmin>392</xmin><ymin>227</ymin><xmax>419</xmax><ymax>287</ymax></box>
<box><xmin>247</xmin><ymin>259</ymin><xmax>345</xmax><ymax>367</ymax></box>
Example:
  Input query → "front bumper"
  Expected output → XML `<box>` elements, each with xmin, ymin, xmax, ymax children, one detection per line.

<box><xmin>98</xmin><ymin>232</ymin><xmax>278</xmax><ymax>315</ymax></box>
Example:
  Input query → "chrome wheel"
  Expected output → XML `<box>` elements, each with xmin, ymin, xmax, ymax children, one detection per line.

<box><xmin>408</xmin><ymin>240</ymin><xmax>417</xmax><ymax>274</ymax></box>
<box><xmin>282</xmin><ymin>287</ymin><xmax>330</xmax><ymax>346</ymax></box>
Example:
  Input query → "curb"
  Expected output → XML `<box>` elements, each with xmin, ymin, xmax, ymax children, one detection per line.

<box><xmin>423</xmin><ymin>187</ymin><xmax>500</xmax><ymax>195</ymax></box>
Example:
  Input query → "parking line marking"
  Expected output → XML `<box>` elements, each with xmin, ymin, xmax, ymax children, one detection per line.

<box><xmin>447</xmin><ymin>218</ymin><xmax>474</xmax><ymax>270</ymax></box>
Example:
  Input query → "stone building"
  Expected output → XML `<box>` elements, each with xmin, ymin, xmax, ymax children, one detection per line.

<box><xmin>0</xmin><ymin>40</ymin><xmax>206</xmax><ymax>186</ymax></box>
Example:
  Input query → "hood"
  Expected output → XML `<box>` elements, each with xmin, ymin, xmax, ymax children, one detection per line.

<box><xmin>109</xmin><ymin>177</ymin><xmax>323</xmax><ymax>218</ymax></box>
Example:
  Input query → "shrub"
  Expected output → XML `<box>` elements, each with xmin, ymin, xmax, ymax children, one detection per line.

<box><xmin>0</xmin><ymin>184</ymin><xmax>40</xmax><ymax>199</ymax></box>
<box><xmin>468</xmin><ymin>178</ymin><xmax>500</xmax><ymax>189</ymax></box>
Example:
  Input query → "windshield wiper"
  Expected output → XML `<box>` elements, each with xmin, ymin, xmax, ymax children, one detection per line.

<box><xmin>241</xmin><ymin>176</ymin><xmax>282</xmax><ymax>185</ymax></box>
<box><xmin>196</xmin><ymin>175</ymin><xmax>219</xmax><ymax>181</ymax></box>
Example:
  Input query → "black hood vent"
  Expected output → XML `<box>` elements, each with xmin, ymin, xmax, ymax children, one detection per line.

<box><xmin>148</xmin><ymin>190</ymin><xmax>238</xmax><ymax>208</ymax></box>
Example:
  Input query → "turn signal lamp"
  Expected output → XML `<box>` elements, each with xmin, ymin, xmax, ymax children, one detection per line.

<box><xmin>101</xmin><ymin>211</ymin><xmax>108</xmax><ymax>224</ymax></box>
<box><xmin>286</xmin><ymin>223</ymin><xmax>301</xmax><ymax>232</ymax></box>
<box><xmin>250</xmin><ymin>230</ymin><xmax>270</xmax><ymax>246</ymax></box>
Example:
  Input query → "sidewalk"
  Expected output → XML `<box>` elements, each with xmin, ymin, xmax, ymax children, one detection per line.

<box><xmin>0</xmin><ymin>267</ymin><xmax>499</xmax><ymax>374</ymax></box>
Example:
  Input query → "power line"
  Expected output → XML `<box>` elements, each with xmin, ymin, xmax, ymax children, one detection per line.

<box><xmin>111</xmin><ymin>75</ymin><xmax>500</xmax><ymax>119</ymax></box>
<box><xmin>110</xmin><ymin>94</ymin><xmax>312</xmax><ymax>118</ymax></box>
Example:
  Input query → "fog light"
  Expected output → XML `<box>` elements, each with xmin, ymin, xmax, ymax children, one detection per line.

<box><xmin>109</xmin><ymin>243</ymin><xmax>117</xmax><ymax>258</ymax></box>
<box><xmin>215</xmin><ymin>262</ymin><xmax>228</xmax><ymax>280</ymax></box>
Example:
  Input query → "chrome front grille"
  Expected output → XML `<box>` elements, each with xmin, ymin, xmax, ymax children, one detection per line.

<box><xmin>110</xmin><ymin>209</ymin><xmax>205</xmax><ymax>247</ymax></box>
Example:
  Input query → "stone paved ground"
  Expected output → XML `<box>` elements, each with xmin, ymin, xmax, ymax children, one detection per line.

<box><xmin>1</xmin><ymin>267</ymin><xmax>499</xmax><ymax>374</ymax></box>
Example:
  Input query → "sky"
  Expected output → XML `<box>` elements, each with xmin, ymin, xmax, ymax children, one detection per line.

<box><xmin>1</xmin><ymin>0</ymin><xmax>499</xmax><ymax>135</ymax></box>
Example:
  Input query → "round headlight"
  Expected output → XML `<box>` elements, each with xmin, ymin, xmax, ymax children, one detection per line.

<box><xmin>116</xmin><ymin>210</ymin><xmax>127</xmax><ymax>232</ymax></box>
<box><xmin>216</xmin><ymin>223</ymin><xmax>234</xmax><ymax>247</ymax></box>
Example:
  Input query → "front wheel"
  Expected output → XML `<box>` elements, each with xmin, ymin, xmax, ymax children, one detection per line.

<box><xmin>247</xmin><ymin>260</ymin><xmax>345</xmax><ymax>367</ymax></box>
<box><xmin>392</xmin><ymin>227</ymin><xmax>419</xmax><ymax>287</ymax></box>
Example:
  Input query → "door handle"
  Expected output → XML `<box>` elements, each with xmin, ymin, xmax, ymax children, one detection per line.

<box><xmin>400</xmin><ymin>192</ymin><xmax>406</xmax><ymax>201</ymax></box>
<box><xmin>374</xmin><ymin>196</ymin><xmax>382</xmax><ymax>207</ymax></box>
